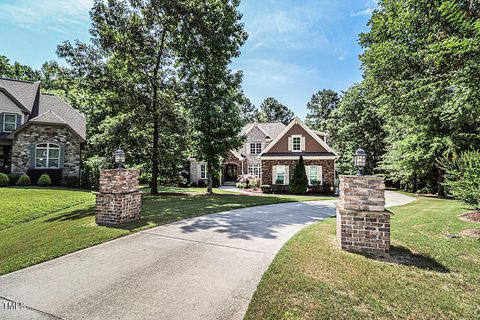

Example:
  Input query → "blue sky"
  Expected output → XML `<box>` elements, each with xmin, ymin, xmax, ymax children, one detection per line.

<box><xmin>0</xmin><ymin>0</ymin><xmax>376</xmax><ymax>119</ymax></box>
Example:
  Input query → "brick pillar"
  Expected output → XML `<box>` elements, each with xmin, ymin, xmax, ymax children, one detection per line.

<box><xmin>95</xmin><ymin>169</ymin><xmax>142</xmax><ymax>225</ymax></box>
<box><xmin>335</xmin><ymin>175</ymin><xmax>390</xmax><ymax>255</ymax></box>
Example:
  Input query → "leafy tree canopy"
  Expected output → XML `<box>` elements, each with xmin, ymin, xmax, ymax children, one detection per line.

<box><xmin>257</xmin><ymin>97</ymin><xmax>294</xmax><ymax>125</ymax></box>
<box><xmin>305</xmin><ymin>89</ymin><xmax>340</xmax><ymax>132</ymax></box>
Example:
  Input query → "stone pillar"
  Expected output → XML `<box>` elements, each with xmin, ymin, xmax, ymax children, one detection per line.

<box><xmin>95</xmin><ymin>169</ymin><xmax>141</xmax><ymax>225</ymax></box>
<box><xmin>336</xmin><ymin>175</ymin><xmax>390</xmax><ymax>255</ymax></box>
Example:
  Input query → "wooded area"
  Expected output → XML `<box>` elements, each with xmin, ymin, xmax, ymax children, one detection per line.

<box><xmin>1</xmin><ymin>0</ymin><xmax>479</xmax><ymax>197</ymax></box>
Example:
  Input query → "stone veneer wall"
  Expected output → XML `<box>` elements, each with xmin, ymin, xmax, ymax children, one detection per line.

<box><xmin>95</xmin><ymin>169</ymin><xmax>141</xmax><ymax>225</ymax></box>
<box><xmin>11</xmin><ymin>124</ymin><xmax>82</xmax><ymax>181</ymax></box>
<box><xmin>336</xmin><ymin>176</ymin><xmax>390</xmax><ymax>255</ymax></box>
<box><xmin>261</xmin><ymin>159</ymin><xmax>334</xmax><ymax>186</ymax></box>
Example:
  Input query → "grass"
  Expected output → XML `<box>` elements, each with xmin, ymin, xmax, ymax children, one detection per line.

<box><xmin>0</xmin><ymin>187</ymin><xmax>334</xmax><ymax>275</ymax></box>
<box><xmin>0</xmin><ymin>187</ymin><xmax>94</xmax><ymax>231</ymax></box>
<box><xmin>245</xmin><ymin>196</ymin><xmax>480</xmax><ymax>320</ymax></box>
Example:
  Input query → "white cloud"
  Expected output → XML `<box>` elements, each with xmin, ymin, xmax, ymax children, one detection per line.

<box><xmin>350</xmin><ymin>8</ymin><xmax>374</xmax><ymax>17</ymax></box>
<box><xmin>0</xmin><ymin>0</ymin><xmax>93</xmax><ymax>34</ymax></box>
<box><xmin>338</xmin><ymin>56</ymin><xmax>345</xmax><ymax>61</ymax></box>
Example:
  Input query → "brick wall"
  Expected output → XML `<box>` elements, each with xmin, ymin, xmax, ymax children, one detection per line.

<box><xmin>261</xmin><ymin>159</ymin><xmax>334</xmax><ymax>185</ymax></box>
<box><xmin>95</xmin><ymin>169</ymin><xmax>141</xmax><ymax>225</ymax></box>
<box><xmin>336</xmin><ymin>175</ymin><xmax>390</xmax><ymax>255</ymax></box>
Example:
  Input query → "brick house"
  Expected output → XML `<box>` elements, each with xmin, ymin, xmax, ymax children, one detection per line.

<box><xmin>0</xmin><ymin>78</ymin><xmax>86</xmax><ymax>184</ymax></box>
<box><xmin>189</xmin><ymin>117</ymin><xmax>339</xmax><ymax>187</ymax></box>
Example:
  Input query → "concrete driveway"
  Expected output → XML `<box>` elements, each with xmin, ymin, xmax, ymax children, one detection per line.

<box><xmin>0</xmin><ymin>192</ymin><xmax>415</xmax><ymax>320</ymax></box>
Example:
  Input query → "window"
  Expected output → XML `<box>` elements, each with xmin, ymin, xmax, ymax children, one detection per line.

<box><xmin>200</xmin><ymin>164</ymin><xmax>207</xmax><ymax>179</ymax></box>
<box><xmin>35</xmin><ymin>143</ymin><xmax>60</xmax><ymax>168</ymax></box>
<box><xmin>309</xmin><ymin>166</ymin><xmax>318</xmax><ymax>186</ymax></box>
<box><xmin>292</xmin><ymin>136</ymin><xmax>301</xmax><ymax>151</ymax></box>
<box><xmin>250</xmin><ymin>142</ymin><xmax>262</xmax><ymax>155</ymax></box>
<box><xmin>3</xmin><ymin>114</ymin><xmax>17</xmax><ymax>132</ymax></box>
<box><xmin>276</xmin><ymin>165</ymin><xmax>285</xmax><ymax>185</ymax></box>
<box><xmin>248</xmin><ymin>164</ymin><xmax>261</xmax><ymax>178</ymax></box>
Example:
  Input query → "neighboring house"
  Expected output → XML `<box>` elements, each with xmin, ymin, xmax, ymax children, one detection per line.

<box><xmin>189</xmin><ymin>117</ymin><xmax>339</xmax><ymax>187</ymax></box>
<box><xmin>0</xmin><ymin>78</ymin><xmax>86</xmax><ymax>184</ymax></box>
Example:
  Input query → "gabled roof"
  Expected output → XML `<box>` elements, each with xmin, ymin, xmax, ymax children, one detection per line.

<box><xmin>0</xmin><ymin>78</ymin><xmax>39</xmax><ymax>112</ymax></box>
<box><xmin>30</xmin><ymin>110</ymin><xmax>66</xmax><ymax>124</ymax></box>
<box><xmin>0</xmin><ymin>78</ymin><xmax>86</xmax><ymax>141</ymax></box>
<box><xmin>261</xmin><ymin>117</ymin><xmax>338</xmax><ymax>156</ymax></box>
<box><xmin>38</xmin><ymin>94</ymin><xmax>86</xmax><ymax>140</ymax></box>
<box><xmin>241</xmin><ymin>122</ymin><xmax>286</xmax><ymax>139</ymax></box>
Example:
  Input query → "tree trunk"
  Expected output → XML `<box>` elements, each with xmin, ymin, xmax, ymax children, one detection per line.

<box><xmin>437</xmin><ymin>167</ymin><xmax>445</xmax><ymax>197</ymax></box>
<box><xmin>207</xmin><ymin>161</ymin><xmax>213</xmax><ymax>194</ymax></box>
<box><xmin>151</xmin><ymin>114</ymin><xmax>160</xmax><ymax>195</ymax></box>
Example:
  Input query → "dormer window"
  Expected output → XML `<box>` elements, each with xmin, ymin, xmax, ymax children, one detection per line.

<box><xmin>250</xmin><ymin>142</ymin><xmax>262</xmax><ymax>155</ymax></box>
<box><xmin>292</xmin><ymin>136</ymin><xmax>301</xmax><ymax>152</ymax></box>
<box><xmin>3</xmin><ymin>114</ymin><xmax>17</xmax><ymax>132</ymax></box>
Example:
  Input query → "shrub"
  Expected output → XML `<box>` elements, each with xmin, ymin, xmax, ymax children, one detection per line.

<box><xmin>0</xmin><ymin>173</ymin><xmax>9</xmax><ymax>187</ymax></box>
<box><xmin>272</xmin><ymin>185</ymin><xmax>288</xmax><ymax>194</ymax></box>
<box><xmin>442</xmin><ymin>150</ymin><xmax>480</xmax><ymax>208</ymax></box>
<box><xmin>28</xmin><ymin>169</ymin><xmax>62</xmax><ymax>185</ymax></box>
<box><xmin>37</xmin><ymin>174</ymin><xmax>52</xmax><ymax>186</ymax></box>
<box><xmin>236</xmin><ymin>182</ymin><xmax>247</xmax><ymax>189</ymax></box>
<box><xmin>248</xmin><ymin>179</ymin><xmax>258</xmax><ymax>189</ymax></box>
<box><xmin>82</xmin><ymin>156</ymin><xmax>111</xmax><ymax>190</ymax></box>
<box><xmin>290</xmin><ymin>156</ymin><xmax>308</xmax><ymax>195</ymax></box>
<box><xmin>261</xmin><ymin>184</ymin><xmax>272</xmax><ymax>193</ymax></box>
<box><xmin>198</xmin><ymin>180</ymin><xmax>207</xmax><ymax>188</ymax></box>
<box><xmin>7</xmin><ymin>174</ymin><xmax>20</xmax><ymax>185</ymax></box>
<box><xmin>16</xmin><ymin>174</ymin><xmax>31</xmax><ymax>186</ymax></box>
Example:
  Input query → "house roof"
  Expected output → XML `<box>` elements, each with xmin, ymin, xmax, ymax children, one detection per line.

<box><xmin>0</xmin><ymin>78</ymin><xmax>39</xmax><ymax>113</ymax></box>
<box><xmin>38</xmin><ymin>94</ymin><xmax>86</xmax><ymax>140</ymax></box>
<box><xmin>241</xmin><ymin>122</ymin><xmax>286</xmax><ymax>139</ymax></box>
<box><xmin>260</xmin><ymin>117</ymin><xmax>338</xmax><ymax>156</ymax></box>
<box><xmin>0</xmin><ymin>78</ymin><xmax>86</xmax><ymax>141</ymax></box>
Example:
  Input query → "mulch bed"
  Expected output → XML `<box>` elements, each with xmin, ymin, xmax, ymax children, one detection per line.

<box><xmin>460</xmin><ymin>229</ymin><xmax>480</xmax><ymax>239</ymax></box>
<box><xmin>459</xmin><ymin>211</ymin><xmax>480</xmax><ymax>223</ymax></box>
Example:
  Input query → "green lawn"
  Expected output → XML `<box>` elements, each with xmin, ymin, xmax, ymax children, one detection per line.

<box><xmin>245</xmin><ymin>196</ymin><xmax>480</xmax><ymax>320</ymax></box>
<box><xmin>0</xmin><ymin>187</ymin><xmax>94</xmax><ymax>231</ymax></box>
<box><xmin>0</xmin><ymin>187</ymin><xmax>334</xmax><ymax>275</ymax></box>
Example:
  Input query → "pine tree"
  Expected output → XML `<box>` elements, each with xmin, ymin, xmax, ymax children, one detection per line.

<box><xmin>290</xmin><ymin>156</ymin><xmax>308</xmax><ymax>195</ymax></box>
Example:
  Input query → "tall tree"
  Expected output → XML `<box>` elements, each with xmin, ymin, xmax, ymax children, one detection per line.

<box><xmin>57</xmin><ymin>0</ymin><xmax>189</xmax><ymax>194</ymax></box>
<box><xmin>359</xmin><ymin>0</ymin><xmax>480</xmax><ymax>194</ymax></box>
<box><xmin>0</xmin><ymin>55</ymin><xmax>42</xmax><ymax>82</ymax></box>
<box><xmin>328</xmin><ymin>83</ymin><xmax>386</xmax><ymax>176</ymax></box>
<box><xmin>239</xmin><ymin>95</ymin><xmax>258</xmax><ymax>123</ymax></box>
<box><xmin>177</xmin><ymin>0</ymin><xmax>247</xmax><ymax>194</ymax></box>
<box><xmin>257</xmin><ymin>97</ymin><xmax>294</xmax><ymax>124</ymax></box>
<box><xmin>305</xmin><ymin>89</ymin><xmax>340</xmax><ymax>132</ymax></box>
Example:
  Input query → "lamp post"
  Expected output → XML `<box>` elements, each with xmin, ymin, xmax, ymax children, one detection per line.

<box><xmin>354</xmin><ymin>148</ymin><xmax>367</xmax><ymax>176</ymax></box>
<box><xmin>114</xmin><ymin>148</ymin><xmax>125</xmax><ymax>169</ymax></box>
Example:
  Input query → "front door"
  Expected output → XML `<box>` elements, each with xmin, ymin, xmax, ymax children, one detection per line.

<box><xmin>224</xmin><ymin>164</ymin><xmax>238</xmax><ymax>182</ymax></box>
<box><xmin>0</xmin><ymin>146</ymin><xmax>11</xmax><ymax>174</ymax></box>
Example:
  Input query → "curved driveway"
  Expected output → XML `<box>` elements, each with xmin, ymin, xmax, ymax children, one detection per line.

<box><xmin>0</xmin><ymin>192</ymin><xmax>415</xmax><ymax>320</ymax></box>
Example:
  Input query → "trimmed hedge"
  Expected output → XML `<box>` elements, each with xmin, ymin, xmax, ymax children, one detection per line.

<box><xmin>16</xmin><ymin>175</ymin><xmax>31</xmax><ymax>186</ymax></box>
<box><xmin>0</xmin><ymin>173</ymin><xmax>9</xmax><ymax>187</ymax></box>
<box><xmin>37</xmin><ymin>174</ymin><xmax>52</xmax><ymax>186</ymax></box>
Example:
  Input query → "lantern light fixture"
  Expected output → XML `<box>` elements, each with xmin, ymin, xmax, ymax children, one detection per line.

<box><xmin>114</xmin><ymin>148</ymin><xmax>125</xmax><ymax>169</ymax></box>
<box><xmin>354</xmin><ymin>148</ymin><xmax>367</xmax><ymax>176</ymax></box>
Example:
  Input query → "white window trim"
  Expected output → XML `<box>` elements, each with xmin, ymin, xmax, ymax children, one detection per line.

<box><xmin>308</xmin><ymin>165</ymin><xmax>317</xmax><ymax>186</ymax></box>
<box><xmin>35</xmin><ymin>143</ymin><xmax>61</xmax><ymax>169</ymax></box>
<box><xmin>248</xmin><ymin>164</ymin><xmax>261</xmax><ymax>178</ymax></box>
<box><xmin>249</xmin><ymin>142</ymin><xmax>262</xmax><ymax>155</ymax></box>
<box><xmin>200</xmin><ymin>164</ymin><xmax>207</xmax><ymax>179</ymax></box>
<box><xmin>291</xmin><ymin>135</ymin><xmax>302</xmax><ymax>152</ymax></box>
<box><xmin>276</xmin><ymin>165</ymin><xmax>286</xmax><ymax>185</ymax></box>
<box><xmin>3</xmin><ymin>113</ymin><xmax>17</xmax><ymax>133</ymax></box>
